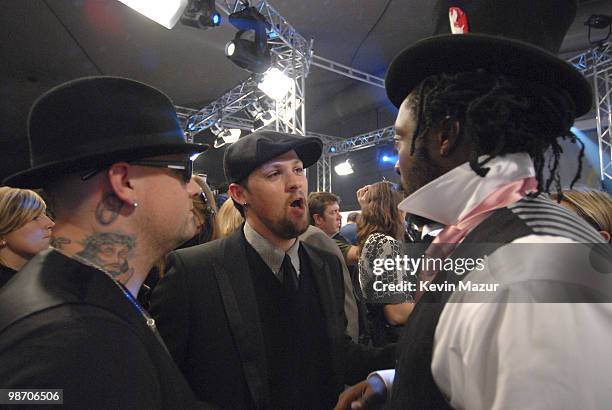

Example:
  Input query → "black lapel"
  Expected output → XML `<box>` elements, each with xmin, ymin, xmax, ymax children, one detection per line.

<box><xmin>0</xmin><ymin>250</ymin><xmax>154</xmax><ymax>343</ymax></box>
<box><xmin>211</xmin><ymin>229</ymin><xmax>270</xmax><ymax>409</ymax></box>
<box><xmin>300</xmin><ymin>243</ymin><xmax>344</xmax><ymax>379</ymax></box>
<box><xmin>302</xmin><ymin>244</ymin><xmax>338</xmax><ymax>334</ymax></box>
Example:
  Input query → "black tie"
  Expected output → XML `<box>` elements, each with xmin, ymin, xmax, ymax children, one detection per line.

<box><xmin>280</xmin><ymin>254</ymin><xmax>299</xmax><ymax>291</ymax></box>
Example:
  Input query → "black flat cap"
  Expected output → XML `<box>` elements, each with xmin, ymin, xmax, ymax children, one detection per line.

<box><xmin>3</xmin><ymin>76</ymin><xmax>208</xmax><ymax>188</ymax></box>
<box><xmin>224</xmin><ymin>130</ymin><xmax>322</xmax><ymax>183</ymax></box>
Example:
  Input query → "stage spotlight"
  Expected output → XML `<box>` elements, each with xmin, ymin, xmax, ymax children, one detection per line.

<box><xmin>227</xmin><ymin>5</ymin><xmax>270</xmax><ymax>32</ymax></box>
<box><xmin>585</xmin><ymin>14</ymin><xmax>612</xmax><ymax>45</ymax></box>
<box><xmin>379</xmin><ymin>153</ymin><xmax>398</xmax><ymax>165</ymax></box>
<box><xmin>253</xmin><ymin>111</ymin><xmax>275</xmax><ymax>130</ymax></box>
<box><xmin>213</xmin><ymin>128</ymin><xmax>241</xmax><ymax>148</ymax></box>
<box><xmin>377</xmin><ymin>146</ymin><xmax>399</xmax><ymax>167</ymax></box>
<box><xmin>210</xmin><ymin>122</ymin><xmax>226</xmax><ymax>136</ymax></box>
<box><xmin>329</xmin><ymin>146</ymin><xmax>337</xmax><ymax>154</ymax></box>
<box><xmin>334</xmin><ymin>159</ymin><xmax>354</xmax><ymax>176</ymax></box>
<box><xmin>258</xmin><ymin>68</ymin><xmax>293</xmax><ymax>100</ymax></box>
<box><xmin>225</xmin><ymin>32</ymin><xmax>271</xmax><ymax>73</ymax></box>
<box><xmin>180</xmin><ymin>0</ymin><xmax>222</xmax><ymax>28</ymax></box>
<box><xmin>225</xmin><ymin>7</ymin><xmax>271</xmax><ymax>73</ymax></box>
<box><xmin>585</xmin><ymin>14</ymin><xmax>612</xmax><ymax>29</ymax></box>
<box><xmin>118</xmin><ymin>0</ymin><xmax>188</xmax><ymax>29</ymax></box>
<box><xmin>246</xmin><ymin>101</ymin><xmax>276</xmax><ymax>130</ymax></box>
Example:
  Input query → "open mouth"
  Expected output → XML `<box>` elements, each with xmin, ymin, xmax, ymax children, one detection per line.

<box><xmin>289</xmin><ymin>198</ymin><xmax>305</xmax><ymax>209</ymax></box>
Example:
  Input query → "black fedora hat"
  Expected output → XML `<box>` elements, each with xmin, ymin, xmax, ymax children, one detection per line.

<box><xmin>386</xmin><ymin>0</ymin><xmax>592</xmax><ymax>116</ymax></box>
<box><xmin>224</xmin><ymin>130</ymin><xmax>322</xmax><ymax>183</ymax></box>
<box><xmin>3</xmin><ymin>76</ymin><xmax>208</xmax><ymax>188</ymax></box>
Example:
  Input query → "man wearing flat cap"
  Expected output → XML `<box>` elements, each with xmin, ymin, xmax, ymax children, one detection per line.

<box><xmin>0</xmin><ymin>77</ymin><xmax>212</xmax><ymax>409</ymax></box>
<box><xmin>336</xmin><ymin>0</ymin><xmax>612</xmax><ymax>409</ymax></box>
<box><xmin>150</xmin><ymin>130</ymin><xmax>395</xmax><ymax>409</ymax></box>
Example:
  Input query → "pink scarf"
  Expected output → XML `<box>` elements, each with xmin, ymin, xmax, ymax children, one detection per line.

<box><xmin>414</xmin><ymin>176</ymin><xmax>538</xmax><ymax>303</ymax></box>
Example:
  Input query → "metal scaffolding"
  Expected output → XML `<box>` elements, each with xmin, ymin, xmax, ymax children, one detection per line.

<box><xmin>315</xmin><ymin>154</ymin><xmax>333</xmax><ymax>193</ymax></box>
<box><xmin>175</xmin><ymin>1</ymin><xmax>391</xmax><ymax>190</ymax></box>
<box><xmin>310</xmin><ymin>55</ymin><xmax>385</xmax><ymax>89</ymax></box>
<box><xmin>313</xmin><ymin>126</ymin><xmax>395</xmax><ymax>191</ymax></box>
<box><xmin>177</xmin><ymin>4</ymin><xmax>611</xmax><ymax>188</ymax></box>
<box><xmin>328</xmin><ymin>126</ymin><xmax>395</xmax><ymax>155</ymax></box>
<box><xmin>181</xmin><ymin>0</ymin><xmax>311</xmax><ymax>140</ymax></box>
<box><xmin>568</xmin><ymin>43</ymin><xmax>612</xmax><ymax>183</ymax></box>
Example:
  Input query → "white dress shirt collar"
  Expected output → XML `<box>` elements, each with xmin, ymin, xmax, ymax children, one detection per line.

<box><xmin>398</xmin><ymin>153</ymin><xmax>535</xmax><ymax>226</ymax></box>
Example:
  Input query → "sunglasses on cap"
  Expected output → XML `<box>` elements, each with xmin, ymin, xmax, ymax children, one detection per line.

<box><xmin>81</xmin><ymin>158</ymin><xmax>193</xmax><ymax>183</ymax></box>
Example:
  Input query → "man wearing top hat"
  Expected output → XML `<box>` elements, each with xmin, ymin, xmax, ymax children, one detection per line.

<box><xmin>0</xmin><ymin>77</ymin><xmax>212</xmax><ymax>409</ymax></box>
<box><xmin>336</xmin><ymin>0</ymin><xmax>612</xmax><ymax>409</ymax></box>
<box><xmin>149</xmin><ymin>130</ymin><xmax>396</xmax><ymax>409</ymax></box>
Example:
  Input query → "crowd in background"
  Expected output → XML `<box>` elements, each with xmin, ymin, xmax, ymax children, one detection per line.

<box><xmin>2</xmin><ymin>1</ymin><xmax>612</xmax><ymax>408</ymax></box>
<box><xmin>3</xmin><ymin>180</ymin><xmax>610</xmax><ymax>342</ymax></box>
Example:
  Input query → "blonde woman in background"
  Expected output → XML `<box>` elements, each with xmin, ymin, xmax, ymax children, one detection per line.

<box><xmin>552</xmin><ymin>190</ymin><xmax>612</xmax><ymax>243</ymax></box>
<box><xmin>0</xmin><ymin>186</ymin><xmax>54</xmax><ymax>287</ymax></box>
<box><xmin>217</xmin><ymin>197</ymin><xmax>244</xmax><ymax>238</ymax></box>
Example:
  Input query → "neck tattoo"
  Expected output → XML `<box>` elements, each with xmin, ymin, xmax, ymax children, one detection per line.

<box><xmin>51</xmin><ymin>246</ymin><xmax>157</xmax><ymax>332</ymax></box>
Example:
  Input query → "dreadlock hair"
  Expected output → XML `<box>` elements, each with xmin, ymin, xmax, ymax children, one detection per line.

<box><xmin>407</xmin><ymin>69</ymin><xmax>584</xmax><ymax>196</ymax></box>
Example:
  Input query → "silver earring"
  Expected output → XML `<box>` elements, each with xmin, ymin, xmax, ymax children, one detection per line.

<box><xmin>243</xmin><ymin>202</ymin><xmax>248</xmax><ymax>207</ymax></box>
<box><xmin>133</xmin><ymin>202</ymin><xmax>139</xmax><ymax>208</ymax></box>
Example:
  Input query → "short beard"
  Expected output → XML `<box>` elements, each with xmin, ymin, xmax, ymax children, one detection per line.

<box><xmin>272</xmin><ymin>216</ymin><xmax>308</xmax><ymax>240</ymax></box>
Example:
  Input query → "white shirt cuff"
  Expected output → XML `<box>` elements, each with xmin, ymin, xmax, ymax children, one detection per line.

<box><xmin>368</xmin><ymin>369</ymin><xmax>395</xmax><ymax>397</ymax></box>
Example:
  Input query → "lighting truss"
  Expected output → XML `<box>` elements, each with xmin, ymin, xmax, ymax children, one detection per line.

<box><xmin>310</xmin><ymin>127</ymin><xmax>395</xmax><ymax>191</ymax></box>
<box><xmin>316</xmin><ymin>153</ymin><xmax>333</xmax><ymax>193</ymax></box>
<box><xmin>311</xmin><ymin>54</ymin><xmax>385</xmax><ymax>88</ymax></box>
<box><xmin>176</xmin><ymin>105</ymin><xmax>255</xmax><ymax>134</ymax></box>
<box><xmin>305</xmin><ymin>131</ymin><xmax>340</xmax><ymax>146</ymax></box>
<box><xmin>567</xmin><ymin>42</ymin><xmax>612</xmax><ymax>78</ymax></box>
<box><xmin>178</xmin><ymin>3</ymin><xmax>610</xmax><ymax>187</ymax></box>
<box><xmin>181</xmin><ymin>77</ymin><xmax>260</xmax><ymax>138</ymax></box>
<box><xmin>181</xmin><ymin>0</ymin><xmax>311</xmax><ymax>140</ymax></box>
<box><xmin>303</xmin><ymin>131</ymin><xmax>340</xmax><ymax>192</ymax></box>
<box><xmin>328</xmin><ymin>126</ymin><xmax>395</xmax><ymax>155</ymax></box>
<box><xmin>569</xmin><ymin>43</ymin><xmax>612</xmax><ymax>183</ymax></box>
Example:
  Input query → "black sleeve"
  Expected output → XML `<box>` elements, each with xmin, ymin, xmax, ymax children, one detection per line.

<box><xmin>149</xmin><ymin>251</ymin><xmax>191</xmax><ymax>367</ymax></box>
<box><xmin>326</xmin><ymin>254</ymin><xmax>396</xmax><ymax>385</ymax></box>
<box><xmin>0</xmin><ymin>309</ymin><xmax>162</xmax><ymax>410</ymax></box>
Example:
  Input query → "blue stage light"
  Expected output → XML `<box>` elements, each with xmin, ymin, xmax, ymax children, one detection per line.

<box><xmin>380</xmin><ymin>154</ymin><xmax>398</xmax><ymax>164</ymax></box>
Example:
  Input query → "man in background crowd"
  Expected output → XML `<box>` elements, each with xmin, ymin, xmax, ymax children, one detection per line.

<box><xmin>340</xmin><ymin>211</ymin><xmax>360</xmax><ymax>245</ymax></box>
<box><xmin>308</xmin><ymin>192</ymin><xmax>343</xmax><ymax>238</ymax></box>
<box><xmin>309</xmin><ymin>192</ymin><xmax>360</xmax><ymax>266</ymax></box>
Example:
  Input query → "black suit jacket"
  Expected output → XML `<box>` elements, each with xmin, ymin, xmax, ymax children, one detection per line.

<box><xmin>0</xmin><ymin>250</ymin><xmax>209</xmax><ymax>410</ymax></box>
<box><xmin>150</xmin><ymin>229</ymin><xmax>394</xmax><ymax>409</ymax></box>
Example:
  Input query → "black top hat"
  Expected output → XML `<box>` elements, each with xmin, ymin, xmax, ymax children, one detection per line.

<box><xmin>224</xmin><ymin>130</ymin><xmax>322</xmax><ymax>183</ymax></box>
<box><xmin>3</xmin><ymin>76</ymin><xmax>208</xmax><ymax>188</ymax></box>
<box><xmin>386</xmin><ymin>0</ymin><xmax>592</xmax><ymax>116</ymax></box>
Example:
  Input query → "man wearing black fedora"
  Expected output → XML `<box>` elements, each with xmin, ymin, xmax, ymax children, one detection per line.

<box><xmin>0</xmin><ymin>77</ymin><xmax>213</xmax><ymax>409</ymax></box>
<box><xmin>336</xmin><ymin>1</ymin><xmax>612</xmax><ymax>409</ymax></box>
<box><xmin>149</xmin><ymin>130</ymin><xmax>396</xmax><ymax>409</ymax></box>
